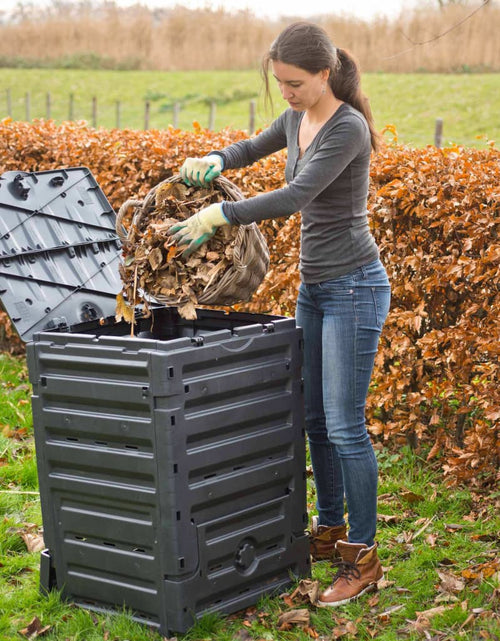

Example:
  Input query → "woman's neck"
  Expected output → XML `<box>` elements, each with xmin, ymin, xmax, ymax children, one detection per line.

<box><xmin>306</xmin><ymin>91</ymin><xmax>343</xmax><ymax>125</ymax></box>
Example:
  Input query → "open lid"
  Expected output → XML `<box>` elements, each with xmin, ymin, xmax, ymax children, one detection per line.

<box><xmin>0</xmin><ymin>167</ymin><xmax>123</xmax><ymax>341</ymax></box>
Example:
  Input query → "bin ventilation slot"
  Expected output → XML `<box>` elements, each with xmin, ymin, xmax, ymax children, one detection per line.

<box><xmin>102</xmin><ymin>541</ymin><xmax>116</xmax><ymax>547</ymax></box>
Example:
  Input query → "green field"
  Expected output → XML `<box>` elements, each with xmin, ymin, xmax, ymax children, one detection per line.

<box><xmin>0</xmin><ymin>69</ymin><xmax>498</xmax><ymax>148</ymax></box>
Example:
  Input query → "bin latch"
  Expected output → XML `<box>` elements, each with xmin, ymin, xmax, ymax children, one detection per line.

<box><xmin>190</xmin><ymin>336</ymin><xmax>204</xmax><ymax>347</ymax></box>
<box><xmin>262</xmin><ymin>323</ymin><xmax>275</xmax><ymax>334</ymax></box>
<box><xmin>11</xmin><ymin>174</ymin><xmax>30</xmax><ymax>200</ymax></box>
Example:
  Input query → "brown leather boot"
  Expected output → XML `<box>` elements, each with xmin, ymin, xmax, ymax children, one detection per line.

<box><xmin>309</xmin><ymin>516</ymin><xmax>347</xmax><ymax>562</ymax></box>
<box><xmin>317</xmin><ymin>540</ymin><xmax>384</xmax><ymax>607</ymax></box>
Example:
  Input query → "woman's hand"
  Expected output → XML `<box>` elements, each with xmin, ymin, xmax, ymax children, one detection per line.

<box><xmin>167</xmin><ymin>203</ymin><xmax>229</xmax><ymax>257</ymax></box>
<box><xmin>179</xmin><ymin>155</ymin><xmax>224</xmax><ymax>186</ymax></box>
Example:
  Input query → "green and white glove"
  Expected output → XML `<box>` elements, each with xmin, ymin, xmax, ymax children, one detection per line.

<box><xmin>179</xmin><ymin>154</ymin><xmax>224</xmax><ymax>187</ymax></box>
<box><xmin>168</xmin><ymin>202</ymin><xmax>229</xmax><ymax>257</ymax></box>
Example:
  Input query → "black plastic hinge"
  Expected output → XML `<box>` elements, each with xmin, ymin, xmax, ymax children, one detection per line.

<box><xmin>190</xmin><ymin>336</ymin><xmax>204</xmax><ymax>346</ymax></box>
<box><xmin>43</xmin><ymin>317</ymin><xmax>69</xmax><ymax>332</ymax></box>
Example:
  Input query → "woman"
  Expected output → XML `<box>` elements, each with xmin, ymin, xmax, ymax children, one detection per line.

<box><xmin>168</xmin><ymin>21</ymin><xmax>391</xmax><ymax>607</ymax></box>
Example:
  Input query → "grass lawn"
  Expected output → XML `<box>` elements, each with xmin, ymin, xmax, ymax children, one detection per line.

<box><xmin>0</xmin><ymin>69</ymin><xmax>498</xmax><ymax>148</ymax></box>
<box><xmin>0</xmin><ymin>352</ymin><xmax>498</xmax><ymax>641</ymax></box>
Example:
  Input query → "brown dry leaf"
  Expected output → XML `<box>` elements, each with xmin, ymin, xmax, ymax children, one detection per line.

<box><xmin>437</xmin><ymin>569</ymin><xmax>466</xmax><ymax>594</ymax></box>
<box><xmin>277</xmin><ymin>608</ymin><xmax>310</xmax><ymax>629</ymax></box>
<box><xmin>331</xmin><ymin>621</ymin><xmax>358</xmax><ymax>638</ymax></box>
<box><xmin>177</xmin><ymin>301</ymin><xmax>197</xmax><ymax>320</ymax></box>
<box><xmin>377</xmin><ymin>513</ymin><xmax>400</xmax><ymax>523</ymax></box>
<box><xmin>407</xmin><ymin>605</ymin><xmax>451</xmax><ymax>633</ymax></box>
<box><xmin>400</xmin><ymin>490</ymin><xmax>424</xmax><ymax>504</ymax></box>
<box><xmin>462</xmin><ymin>559</ymin><xmax>500</xmax><ymax>582</ymax></box>
<box><xmin>426</xmin><ymin>533</ymin><xmax>438</xmax><ymax>547</ymax></box>
<box><xmin>19</xmin><ymin>616</ymin><xmax>51</xmax><ymax>639</ymax></box>
<box><xmin>289</xmin><ymin>579</ymin><xmax>320</xmax><ymax>605</ymax></box>
<box><xmin>148</xmin><ymin>247</ymin><xmax>164</xmax><ymax>270</ymax></box>
<box><xmin>115</xmin><ymin>293</ymin><xmax>135</xmax><ymax>324</ymax></box>
<box><xmin>21</xmin><ymin>532</ymin><xmax>45</xmax><ymax>553</ymax></box>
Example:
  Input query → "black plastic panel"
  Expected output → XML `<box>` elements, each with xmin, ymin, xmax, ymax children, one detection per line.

<box><xmin>0</xmin><ymin>168</ymin><xmax>121</xmax><ymax>341</ymax></box>
<box><xmin>29</xmin><ymin>307</ymin><xmax>310</xmax><ymax>634</ymax></box>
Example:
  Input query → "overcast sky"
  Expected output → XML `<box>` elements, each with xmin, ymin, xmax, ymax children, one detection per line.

<box><xmin>0</xmin><ymin>0</ymin><xmax>431</xmax><ymax>21</ymax></box>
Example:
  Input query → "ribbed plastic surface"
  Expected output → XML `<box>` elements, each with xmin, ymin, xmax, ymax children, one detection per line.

<box><xmin>29</xmin><ymin>307</ymin><xmax>310</xmax><ymax>634</ymax></box>
<box><xmin>0</xmin><ymin>167</ymin><xmax>121</xmax><ymax>341</ymax></box>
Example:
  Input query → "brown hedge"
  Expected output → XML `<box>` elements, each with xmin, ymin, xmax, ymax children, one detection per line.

<box><xmin>0</xmin><ymin>118</ymin><xmax>498</xmax><ymax>487</ymax></box>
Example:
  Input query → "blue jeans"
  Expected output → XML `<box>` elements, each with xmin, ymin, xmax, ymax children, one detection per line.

<box><xmin>295</xmin><ymin>259</ymin><xmax>391</xmax><ymax>547</ymax></box>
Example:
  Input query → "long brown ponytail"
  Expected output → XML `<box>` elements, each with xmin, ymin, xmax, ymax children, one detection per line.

<box><xmin>262</xmin><ymin>22</ymin><xmax>381</xmax><ymax>152</ymax></box>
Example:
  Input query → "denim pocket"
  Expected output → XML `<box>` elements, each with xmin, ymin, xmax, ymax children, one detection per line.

<box><xmin>370</xmin><ymin>286</ymin><xmax>391</xmax><ymax>329</ymax></box>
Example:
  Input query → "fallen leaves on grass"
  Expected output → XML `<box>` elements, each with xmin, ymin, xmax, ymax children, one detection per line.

<box><xmin>277</xmin><ymin>608</ymin><xmax>310</xmax><ymax>629</ymax></box>
<box><xmin>21</xmin><ymin>532</ymin><xmax>45</xmax><ymax>553</ymax></box>
<box><xmin>331</xmin><ymin>619</ymin><xmax>358</xmax><ymax>639</ymax></box>
<box><xmin>461</xmin><ymin>558</ymin><xmax>499</xmax><ymax>583</ymax></box>
<box><xmin>19</xmin><ymin>616</ymin><xmax>51</xmax><ymax>639</ymax></box>
<box><xmin>436</xmin><ymin>569</ymin><xmax>465</xmax><ymax>594</ymax></box>
<box><xmin>287</xmin><ymin>579</ymin><xmax>320</xmax><ymax>605</ymax></box>
<box><xmin>406</xmin><ymin>605</ymin><xmax>452</xmax><ymax>634</ymax></box>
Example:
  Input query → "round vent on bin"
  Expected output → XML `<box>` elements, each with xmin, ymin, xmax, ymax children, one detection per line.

<box><xmin>234</xmin><ymin>539</ymin><xmax>257</xmax><ymax>575</ymax></box>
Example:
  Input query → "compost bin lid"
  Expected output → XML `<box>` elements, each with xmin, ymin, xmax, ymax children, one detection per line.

<box><xmin>0</xmin><ymin>167</ymin><xmax>122</xmax><ymax>342</ymax></box>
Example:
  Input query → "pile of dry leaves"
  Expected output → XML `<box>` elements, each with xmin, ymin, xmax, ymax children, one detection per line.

<box><xmin>116</xmin><ymin>179</ymin><xmax>242</xmax><ymax>320</ymax></box>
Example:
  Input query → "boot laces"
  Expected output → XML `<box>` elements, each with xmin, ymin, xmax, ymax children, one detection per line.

<box><xmin>331</xmin><ymin>560</ymin><xmax>361</xmax><ymax>583</ymax></box>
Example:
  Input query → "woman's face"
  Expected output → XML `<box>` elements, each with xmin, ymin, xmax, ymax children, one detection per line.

<box><xmin>271</xmin><ymin>60</ymin><xmax>328</xmax><ymax>111</ymax></box>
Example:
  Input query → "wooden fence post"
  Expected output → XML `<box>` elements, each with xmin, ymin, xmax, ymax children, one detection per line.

<box><xmin>144</xmin><ymin>100</ymin><xmax>150</xmax><ymax>130</ymax></box>
<box><xmin>91</xmin><ymin>96</ymin><xmax>97</xmax><ymax>128</ymax></box>
<box><xmin>173</xmin><ymin>102</ymin><xmax>180</xmax><ymax>128</ymax></box>
<box><xmin>208</xmin><ymin>101</ymin><xmax>216</xmax><ymax>130</ymax></box>
<box><xmin>25</xmin><ymin>92</ymin><xmax>30</xmax><ymax>121</ymax></box>
<box><xmin>116</xmin><ymin>100</ymin><xmax>121</xmax><ymax>129</ymax></box>
<box><xmin>249</xmin><ymin>99</ymin><xmax>256</xmax><ymax>134</ymax></box>
<box><xmin>69</xmin><ymin>93</ymin><xmax>74</xmax><ymax>121</ymax></box>
<box><xmin>46</xmin><ymin>92</ymin><xmax>51</xmax><ymax>120</ymax></box>
<box><xmin>434</xmin><ymin>118</ymin><xmax>443</xmax><ymax>148</ymax></box>
<box><xmin>6</xmin><ymin>88</ymin><xmax>11</xmax><ymax>117</ymax></box>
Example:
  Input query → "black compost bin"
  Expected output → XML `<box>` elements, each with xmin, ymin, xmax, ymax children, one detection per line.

<box><xmin>0</xmin><ymin>168</ymin><xmax>310</xmax><ymax>634</ymax></box>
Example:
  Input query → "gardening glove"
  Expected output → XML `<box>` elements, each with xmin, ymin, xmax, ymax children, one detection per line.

<box><xmin>168</xmin><ymin>202</ymin><xmax>229</xmax><ymax>257</ymax></box>
<box><xmin>179</xmin><ymin>154</ymin><xmax>224</xmax><ymax>187</ymax></box>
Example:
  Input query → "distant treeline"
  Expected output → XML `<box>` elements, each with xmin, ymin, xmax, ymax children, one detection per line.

<box><xmin>0</xmin><ymin>1</ymin><xmax>498</xmax><ymax>72</ymax></box>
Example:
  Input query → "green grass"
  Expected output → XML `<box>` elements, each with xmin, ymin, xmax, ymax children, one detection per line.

<box><xmin>0</xmin><ymin>69</ymin><xmax>498</xmax><ymax>147</ymax></box>
<box><xmin>0</xmin><ymin>352</ymin><xmax>498</xmax><ymax>641</ymax></box>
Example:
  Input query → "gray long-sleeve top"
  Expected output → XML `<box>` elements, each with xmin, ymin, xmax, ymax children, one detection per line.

<box><xmin>214</xmin><ymin>102</ymin><xmax>379</xmax><ymax>284</ymax></box>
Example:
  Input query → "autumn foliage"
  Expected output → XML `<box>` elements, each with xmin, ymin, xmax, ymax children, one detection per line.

<box><xmin>0</xmin><ymin>118</ymin><xmax>498</xmax><ymax>487</ymax></box>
